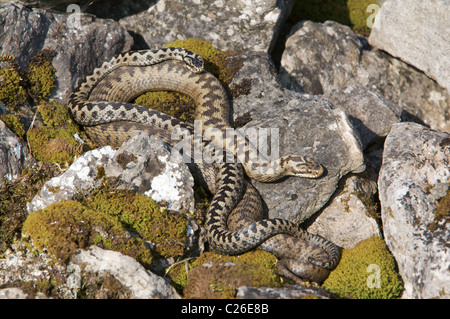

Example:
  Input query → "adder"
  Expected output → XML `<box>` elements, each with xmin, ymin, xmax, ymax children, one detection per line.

<box><xmin>68</xmin><ymin>47</ymin><xmax>341</xmax><ymax>283</ymax></box>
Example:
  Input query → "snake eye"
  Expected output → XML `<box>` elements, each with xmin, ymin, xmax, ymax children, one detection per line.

<box><xmin>183</xmin><ymin>56</ymin><xmax>204</xmax><ymax>73</ymax></box>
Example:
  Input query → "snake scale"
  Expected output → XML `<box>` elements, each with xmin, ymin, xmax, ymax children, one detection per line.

<box><xmin>68</xmin><ymin>47</ymin><xmax>341</xmax><ymax>282</ymax></box>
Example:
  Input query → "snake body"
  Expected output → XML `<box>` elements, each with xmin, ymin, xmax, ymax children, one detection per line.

<box><xmin>68</xmin><ymin>47</ymin><xmax>341</xmax><ymax>281</ymax></box>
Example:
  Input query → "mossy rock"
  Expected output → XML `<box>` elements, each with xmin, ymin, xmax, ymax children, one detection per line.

<box><xmin>322</xmin><ymin>236</ymin><xmax>403</xmax><ymax>299</ymax></box>
<box><xmin>25</xmin><ymin>49</ymin><xmax>56</xmax><ymax>102</ymax></box>
<box><xmin>22</xmin><ymin>189</ymin><xmax>189</xmax><ymax>268</ymax></box>
<box><xmin>0</xmin><ymin>163</ymin><xmax>60</xmax><ymax>255</ymax></box>
<box><xmin>134</xmin><ymin>38</ymin><xmax>242</xmax><ymax>124</ymax></box>
<box><xmin>182</xmin><ymin>250</ymin><xmax>282</xmax><ymax>298</ymax></box>
<box><xmin>0</xmin><ymin>113</ymin><xmax>26</xmax><ymax>141</ymax></box>
<box><xmin>0</xmin><ymin>59</ymin><xmax>28</xmax><ymax>110</ymax></box>
<box><xmin>22</xmin><ymin>200</ymin><xmax>154</xmax><ymax>267</ymax></box>
<box><xmin>27</xmin><ymin>100</ymin><xmax>89</xmax><ymax>164</ymax></box>
<box><xmin>0</xmin><ymin>49</ymin><xmax>56</xmax><ymax>109</ymax></box>
<box><xmin>86</xmin><ymin>189</ymin><xmax>188</xmax><ymax>259</ymax></box>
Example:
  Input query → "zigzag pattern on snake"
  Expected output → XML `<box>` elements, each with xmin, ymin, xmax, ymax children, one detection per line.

<box><xmin>67</xmin><ymin>47</ymin><xmax>341</xmax><ymax>282</ymax></box>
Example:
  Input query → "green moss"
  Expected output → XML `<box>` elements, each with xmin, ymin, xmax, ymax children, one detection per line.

<box><xmin>22</xmin><ymin>187</ymin><xmax>189</xmax><ymax>269</ymax></box>
<box><xmin>27</xmin><ymin>100</ymin><xmax>89</xmax><ymax>164</ymax></box>
<box><xmin>347</xmin><ymin>0</ymin><xmax>380</xmax><ymax>35</ymax></box>
<box><xmin>134</xmin><ymin>91</ymin><xmax>196</xmax><ymax>123</ymax></box>
<box><xmin>26</xmin><ymin>49</ymin><xmax>56</xmax><ymax>102</ymax></box>
<box><xmin>322</xmin><ymin>236</ymin><xmax>403</xmax><ymax>299</ymax></box>
<box><xmin>289</xmin><ymin>0</ymin><xmax>380</xmax><ymax>35</ymax></box>
<box><xmin>86</xmin><ymin>189</ymin><xmax>188</xmax><ymax>258</ymax></box>
<box><xmin>183</xmin><ymin>250</ymin><xmax>282</xmax><ymax>298</ymax></box>
<box><xmin>0</xmin><ymin>163</ymin><xmax>60</xmax><ymax>255</ymax></box>
<box><xmin>0</xmin><ymin>113</ymin><xmax>26</xmax><ymax>141</ymax></box>
<box><xmin>134</xmin><ymin>38</ymin><xmax>242</xmax><ymax>124</ymax></box>
<box><xmin>428</xmin><ymin>189</ymin><xmax>450</xmax><ymax>232</ymax></box>
<box><xmin>164</xmin><ymin>38</ymin><xmax>242</xmax><ymax>86</ymax></box>
<box><xmin>0</xmin><ymin>56</ymin><xmax>27</xmax><ymax>110</ymax></box>
<box><xmin>37</xmin><ymin>99</ymin><xmax>77</xmax><ymax>129</ymax></box>
<box><xmin>22</xmin><ymin>200</ymin><xmax>154</xmax><ymax>267</ymax></box>
<box><xmin>0</xmin><ymin>50</ymin><xmax>56</xmax><ymax>109</ymax></box>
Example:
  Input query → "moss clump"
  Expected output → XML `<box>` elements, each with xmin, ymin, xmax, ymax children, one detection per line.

<box><xmin>134</xmin><ymin>91</ymin><xmax>196</xmax><ymax>123</ymax></box>
<box><xmin>85</xmin><ymin>189</ymin><xmax>188</xmax><ymax>259</ymax></box>
<box><xmin>25</xmin><ymin>49</ymin><xmax>56</xmax><ymax>102</ymax></box>
<box><xmin>428</xmin><ymin>189</ymin><xmax>450</xmax><ymax>232</ymax></box>
<box><xmin>0</xmin><ymin>163</ymin><xmax>60</xmax><ymax>255</ymax></box>
<box><xmin>0</xmin><ymin>56</ymin><xmax>28</xmax><ymax>110</ymax></box>
<box><xmin>22</xmin><ymin>200</ymin><xmax>154</xmax><ymax>267</ymax></box>
<box><xmin>27</xmin><ymin>100</ymin><xmax>88</xmax><ymax>164</ymax></box>
<box><xmin>289</xmin><ymin>0</ymin><xmax>380</xmax><ymax>35</ymax></box>
<box><xmin>164</xmin><ymin>38</ymin><xmax>242</xmax><ymax>87</ymax></box>
<box><xmin>183</xmin><ymin>250</ymin><xmax>282</xmax><ymax>298</ymax></box>
<box><xmin>322</xmin><ymin>236</ymin><xmax>403</xmax><ymax>299</ymax></box>
<box><xmin>0</xmin><ymin>113</ymin><xmax>26</xmax><ymax>141</ymax></box>
<box><xmin>134</xmin><ymin>38</ymin><xmax>242</xmax><ymax>124</ymax></box>
<box><xmin>22</xmin><ymin>188</ymin><xmax>189</xmax><ymax>267</ymax></box>
<box><xmin>0</xmin><ymin>50</ymin><xmax>56</xmax><ymax>109</ymax></box>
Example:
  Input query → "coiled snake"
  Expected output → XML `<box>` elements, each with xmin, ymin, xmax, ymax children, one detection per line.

<box><xmin>68</xmin><ymin>47</ymin><xmax>341</xmax><ymax>282</ymax></box>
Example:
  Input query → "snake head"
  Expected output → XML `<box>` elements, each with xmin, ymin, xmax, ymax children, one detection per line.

<box><xmin>289</xmin><ymin>156</ymin><xmax>324</xmax><ymax>178</ymax></box>
<box><xmin>183</xmin><ymin>54</ymin><xmax>204</xmax><ymax>73</ymax></box>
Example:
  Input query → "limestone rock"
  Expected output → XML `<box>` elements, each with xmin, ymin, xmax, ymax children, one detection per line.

<box><xmin>0</xmin><ymin>2</ymin><xmax>133</xmax><ymax>100</ymax></box>
<box><xmin>28</xmin><ymin>132</ymin><xmax>195</xmax><ymax>213</ymax></box>
<box><xmin>369</xmin><ymin>0</ymin><xmax>450</xmax><ymax>92</ymax></box>
<box><xmin>69</xmin><ymin>245</ymin><xmax>180</xmax><ymax>299</ymax></box>
<box><xmin>105</xmin><ymin>132</ymin><xmax>195</xmax><ymax>213</ymax></box>
<box><xmin>236</xmin><ymin>285</ymin><xmax>335</xmax><ymax>299</ymax></box>
<box><xmin>378</xmin><ymin>122</ymin><xmax>450</xmax><ymax>299</ymax></box>
<box><xmin>231</xmin><ymin>53</ymin><xmax>365</xmax><ymax>223</ymax></box>
<box><xmin>0</xmin><ymin>120</ymin><xmax>34</xmax><ymax>188</ymax></box>
<box><xmin>323</xmin><ymin>84</ymin><xmax>401</xmax><ymax>149</ymax></box>
<box><xmin>27</xmin><ymin>145</ymin><xmax>116</xmax><ymax>213</ymax></box>
<box><xmin>358</xmin><ymin>49</ymin><xmax>450</xmax><ymax>133</ymax></box>
<box><xmin>119</xmin><ymin>0</ymin><xmax>295</xmax><ymax>53</ymax></box>
<box><xmin>307</xmin><ymin>174</ymin><xmax>381</xmax><ymax>249</ymax></box>
<box><xmin>280</xmin><ymin>21</ymin><xmax>363</xmax><ymax>95</ymax></box>
<box><xmin>0</xmin><ymin>287</ymin><xmax>29</xmax><ymax>299</ymax></box>
<box><xmin>280</xmin><ymin>20</ymin><xmax>450</xmax><ymax>132</ymax></box>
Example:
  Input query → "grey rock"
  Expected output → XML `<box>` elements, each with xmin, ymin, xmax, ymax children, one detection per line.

<box><xmin>0</xmin><ymin>2</ymin><xmax>133</xmax><ymax>100</ymax></box>
<box><xmin>0</xmin><ymin>119</ymin><xmax>34</xmax><ymax>188</ymax></box>
<box><xmin>280</xmin><ymin>20</ymin><xmax>450</xmax><ymax>132</ymax></box>
<box><xmin>27</xmin><ymin>144</ymin><xmax>116</xmax><ymax>213</ymax></box>
<box><xmin>69</xmin><ymin>245</ymin><xmax>181</xmax><ymax>299</ymax></box>
<box><xmin>0</xmin><ymin>287</ymin><xmax>29</xmax><ymax>299</ymax></box>
<box><xmin>323</xmin><ymin>84</ymin><xmax>401</xmax><ymax>149</ymax></box>
<box><xmin>369</xmin><ymin>0</ymin><xmax>450</xmax><ymax>92</ymax></box>
<box><xmin>105</xmin><ymin>132</ymin><xmax>195</xmax><ymax>213</ymax></box>
<box><xmin>231</xmin><ymin>54</ymin><xmax>365</xmax><ymax>223</ymax></box>
<box><xmin>236</xmin><ymin>285</ymin><xmax>335</xmax><ymax>299</ymax></box>
<box><xmin>307</xmin><ymin>174</ymin><xmax>381</xmax><ymax>249</ymax></box>
<box><xmin>378</xmin><ymin>122</ymin><xmax>450</xmax><ymax>299</ymax></box>
<box><xmin>28</xmin><ymin>132</ymin><xmax>195</xmax><ymax>213</ymax></box>
<box><xmin>358</xmin><ymin>49</ymin><xmax>450</xmax><ymax>133</ymax></box>
<box><xmin>0</xmin><ymin>241</ymin><xmax>180</xmax><ymax>299</ymax></box>
<box><xmin>0</xmin><ymin>241</ymin><xmax>74</xmax><ymax>299</ymax></box>
<box><xmin>119</xmin><ymin>0</ymin><xmax>295</xmax><ymax>53</ymax></box>
<box><xmin>280</xmin><ymin>21</ymin><xmax>363</xmax><ymax>95</ymax></box>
